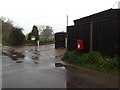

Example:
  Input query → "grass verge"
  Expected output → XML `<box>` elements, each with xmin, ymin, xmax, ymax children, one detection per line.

<box><xmin>62</xmin><ymin>50</ymin><xmax>120</xmax><ymax>76</ymax></box>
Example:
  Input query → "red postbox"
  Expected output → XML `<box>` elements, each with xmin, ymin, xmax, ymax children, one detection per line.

<box><xmin>76</xmin><ymin>40</ymin><xmax>84</xmax><ymax>50</ymax></box>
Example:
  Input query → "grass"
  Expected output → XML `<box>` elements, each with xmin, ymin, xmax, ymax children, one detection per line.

<box><xmin>2</xmin><ymin>40</ymin><xmax>9</xmax><ymax>46</ymax></box>
<box><xmin>62</xmin><ymin>50</ymin><xmax>120</xmax><ymax>76</ymax></box>
<box><xmin>25</xmin><ymin>38</ymin><xmax>55</xmax><ymax>45</ymax></box>
<box><xmin>39</xmin><ymin>38</ymin><xmax>54</xmax><ymax>43</ymax></box>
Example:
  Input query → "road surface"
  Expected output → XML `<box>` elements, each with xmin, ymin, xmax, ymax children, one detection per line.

<box><xmin>2</xmin><ymin>44</ymin><xmax>119</xmax><ymax>88</ymax></box>
<box><xmin>2</xmin><ymin>44</ymin><xmax>66</xmax><ymax>88</ymax></box>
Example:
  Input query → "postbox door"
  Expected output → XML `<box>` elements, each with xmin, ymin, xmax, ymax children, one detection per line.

<box><xmin>76</xmin><ymin>40</ymin><xmax>84</xmax><ymax>50</ymax></box>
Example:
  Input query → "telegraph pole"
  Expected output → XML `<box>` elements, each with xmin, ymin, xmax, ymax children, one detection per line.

<box><xmin>67</xmin><ymin>15</ymin><xmax>68</xmax><ymax>26</ymax></box>
<box><xmin>118</xmin><ymin>1</ymin><xmax>120</xmax><ymax>8</ymax></box>
<box><xmin>112</xmin><ymin>0</ymin><xmax>120</xmax><ymax>8</ymax></box>
<box><xmin>66</xmin><ymin>15</ymin><xmax>68</xmax><ymax>48</ymax></box>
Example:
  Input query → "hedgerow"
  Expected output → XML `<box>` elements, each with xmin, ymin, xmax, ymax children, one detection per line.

<box><xmin>62</xmin><ymin>50</ymin><xmax>119</xmax><ymax>75</ymax></box>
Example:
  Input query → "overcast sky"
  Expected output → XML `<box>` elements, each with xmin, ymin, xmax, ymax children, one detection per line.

<box><xmin>0</xmin><ymin>0</ymin><xmax>119</xmax><ymax>35</ymax></box>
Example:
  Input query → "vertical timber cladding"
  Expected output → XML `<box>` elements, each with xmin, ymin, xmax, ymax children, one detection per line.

<box><xmin>55</xmin><ymin>32</ymin><xmax>66</xmax><ymax>49</ymax></box>
<box><xmin>71</xmin><ymin>9</ymin><xmax>120</xmax><ymax>57</ymax></box>
<box><xmin>76</xmin><ymin>20</ymin><xmax>119</xmax><ymax>57</ymax></box>
<box><xmin>92</xmin><ymin>19</ymin><xmax>120</xmax><ymax>57</ymax></box>
<box><xmin>114</xmin><ymin>18</ymin><xmax>120</xmax><ymax>56</ymax></box>
<box><xmin>92</xmin><ymin>20</ymin><xmax>114</xmax><ymax>56</ymax></box>
<box><xmin>118</xmin><ymin>11</ymin><xmax>120</xmax><ymax>56</ymax></box>
<box><xmin>67</xmin><ymin>26</ymin><xmax>76</xmax><ymax>50</ymax></box>
<box><xmin>76</xmin><ymin>23</ymin><xmax>90</xmax><ymax>53</ymax></box>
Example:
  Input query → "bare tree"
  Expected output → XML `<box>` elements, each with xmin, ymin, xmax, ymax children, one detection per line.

<box><xmin>0</xmin><ymin>17</ymin><xmax>14</xmax><ymax>35</ymax></box>
<box><xmin>37</xmin><ymin>25</ymin><xmax>46</xmax><ymax>35</ymax></box>
<box><xmin>38</xmin><ymin>25</ymin><xmax>54</xmax><ymax>38</ymax></box>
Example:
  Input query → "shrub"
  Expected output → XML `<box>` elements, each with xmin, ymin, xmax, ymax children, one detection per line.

<box><xmin>62</xmin><ymin>51</ymin><xmax>70</xmax><ymax>62</ymax></box>
<box><xmin>9</xmin><ymin>28</ymin><xmax>25</xmax><ymax>46</ymax></box>
<box><xmin>62</xmin><ymin>50</ymin><xmax>119</xmax><ymax>75</ymax></box>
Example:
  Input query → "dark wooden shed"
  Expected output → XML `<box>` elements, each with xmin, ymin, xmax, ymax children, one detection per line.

<box><xmin>67</xmin><ymin>9</ymin><xmax>120</xmax><ymax>57</ymax></box>
<box><xmin>67</xmin><ymin>26</ymin><xmax>76</xmax><ymax>50</ymax></box>
<box><xmin>55</xmin><ymin>32</ymin><xmax>67</xmax><ymax>49</ymax></box>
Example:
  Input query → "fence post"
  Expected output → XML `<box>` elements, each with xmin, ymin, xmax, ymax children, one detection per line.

<box><xmin>37</xmin><ymin>41</ymin><xmax>40</xmax><ymax>51</ymax></box>
<box><xmin>90</xmin><ymin>22</ymin><xmax>93</xmax><ymax>52</ymax></box>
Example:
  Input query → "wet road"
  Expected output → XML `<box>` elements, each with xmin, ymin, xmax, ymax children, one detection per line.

<box><xmin>2</xmin><ymin>44</ymin><xmax>67</xmax><ymax>88</ymax></box>
<box><xmin>66</xmin><ymin>64</ymin><xmax>118</xmax><ymax>88</ymax></box>
<box><xmin>2</xmin><ymin>44</ymin><xmax>119</xmax><ymax>88</ymax></box>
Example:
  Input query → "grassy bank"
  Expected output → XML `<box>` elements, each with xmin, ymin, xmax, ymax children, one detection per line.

<box><xmin>62</xmin><ymin>50</ymin><xmax>119</xmax><ymax>75</ymax></box>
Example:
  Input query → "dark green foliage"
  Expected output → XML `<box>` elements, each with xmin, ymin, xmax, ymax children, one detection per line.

<box><xmin>31</xmin><ymin>25</ymin><xmax>39</xmax><ymax>41</ymax></box>
<box><xmin>2</xmin><ymin>35</ymin><xmax>10</xmax><ymax>45</ymax></box>
<box><xmin>62</xmin><ymin>51</ymin><xmax>119</xmax><ymax>75</ymax></box>
<box><xmin>27</xmin><ymin>32</ymin><xmax>32</xmax><ymax>41</ymax></box>
<box><xmin>27</xmin><ymin>25</ymin><xmax>39</xmax><ymax>45</ymax></box>
<box><xmin>1</xmin><ymin>17</ymin><xmax>25</xmax><ymax>46</ymax></box>
<box><xmin>26</xmin><ymin>25</ymin><xmax>54</xmax><ymax>45</ymax></box>
<box><xmin>9</xmin><ymin>28</ymin><xmax>25</xmax><ymax>46</ymax></box>
<box><xmin>27</xmin><ymin>26</ymin><xmax>39</xmax><ymax>45</ymax></box>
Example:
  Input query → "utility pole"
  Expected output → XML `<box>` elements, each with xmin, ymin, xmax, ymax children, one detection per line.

<box><xmin>67</xmin><ymin>15</ymin><xmax>68</xmax><ymax>26</ymax></box>
<box><xmin>112</xmin><ymin>0</ymin><xmax>120</xmax><ymax>8</ymax></box>
<box><xmin>118</xmin><ymin>1</ymin><xmax>120</xmax><ymax>8</ymax></box>
<box><xmin>66</xmin><ymin>15</ymin><xmax>68</xmax><ymax>48</ymax></box>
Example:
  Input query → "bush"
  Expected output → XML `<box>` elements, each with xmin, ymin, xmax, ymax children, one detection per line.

<box><xmin>9</xmin><ymin>28</ymin><xmax>25</xmax><ymax>46</ymax></box>
<box><xmin>2</xmin><ymin>35</ymin><xmax>10</xmax><ymax>46</ymax></box>
<box><xmin>62</xmin><ymin>50</ymin><xmax>119</xmax><ymax>75</ymax></box>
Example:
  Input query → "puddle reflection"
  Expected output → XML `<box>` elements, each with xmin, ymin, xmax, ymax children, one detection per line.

<box><xmin>31</xmin><ymin>50</ymin><xmax>40</xmax><ymax>64</ymax></box>
<box><xmin>2</xmin><ymin>48</ymin><xmax>25</xmax><ymax>63</ymax></box>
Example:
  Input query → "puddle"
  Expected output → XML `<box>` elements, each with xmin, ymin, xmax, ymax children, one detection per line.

<box><xmin>2</xmin><ymin>48</ymin><xmax>25</xmax><ymax>62</ymax></box>
<box><xmin>31</xmin><ymin>50</ymin><xmax>41</xmax><ymax>64</ymax></box>
<box><xmin>2</xmin><ymin>45</ymin><xmax>68</xmax><ymax>88</ymax></box>
<box><xmin>2</xmin><ymin>44</ymin><xmax>66</xmax><ymax>66</ymax></box>
<box><xmin>55</xmin><ymin>63</ymin><xmax>66</xmax><ymax>67</ymax></box>
<box><xmin>24</xmin><ymin>57</ymin><xmax>31</xmax><ymax>61</ymax></box>
<box><xmin>31</xmin><ymin>56</ymin><xmax>39</xmax><ymax>60</ymax></box>
<box><xmin>2</xmin><ymin>47</ymin><xmax>42</xmax><ymax>64</ymax></box>
<box><xmin>16</xmin><ymin>59</ymin><xmax>23</xmax><ymax>63</ymax></box>
<box><xmin>55</xmin><ymin>54</ymin><xmax>64</xmax><ymax>59</ymax></box>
